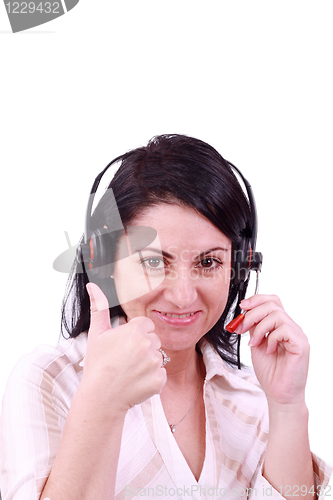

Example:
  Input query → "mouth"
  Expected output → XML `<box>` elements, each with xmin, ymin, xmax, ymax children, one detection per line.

<box><xmin>161</xmin><ymin>311</ymin><xmax>197</xmax><ymax>318</ymax></box>
<box><xmin>153</xmin><ymin>310</ymin><xmax>201</xmax><ymax>326</ymax></box>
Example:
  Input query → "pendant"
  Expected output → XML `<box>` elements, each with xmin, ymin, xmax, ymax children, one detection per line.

<box><xmin>170</xmin><ymin>424</ymin><xmax>176</xmax><ymax>433</ymax></box>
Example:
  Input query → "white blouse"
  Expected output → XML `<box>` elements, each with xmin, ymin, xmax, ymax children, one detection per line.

<box><xmin>0</xmin><ymin>332</ymin><xmax>331</xmax><ymax>500</ymax></box>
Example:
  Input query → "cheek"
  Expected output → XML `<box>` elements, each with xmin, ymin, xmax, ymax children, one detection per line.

<box><xmin>208</xmin><ymin>290</ymin><xmax>229</xmax><ymax>318</ymax></box>
<box><xmin>113</xmin><ymin>258</ymin><xmax>164</xmax><ymax>304</ymax></box>
<box><xmin>118</xmin><ymin>300</ymin><xmax>142</xmax><ymax>321</ymax></box>
<box><xmin>116</xmin><ymin>287</ymin><xmax>157</xmax><ymax>321</ymax></box>
<box><xmin>114</xmin><ymin>275</ymin><xmax>150</xmax><ymax>305</ymax></box>
<box><xmin>202</xmin><ymin>270</ymin><xmax>231</xmax><ymax>317</ymax></box>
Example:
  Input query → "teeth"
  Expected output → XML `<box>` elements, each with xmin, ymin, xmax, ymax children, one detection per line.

<box><xmin>163</xmin><ymin>312</ymin><xmax>196</xmax><ymax>318</ymax></box>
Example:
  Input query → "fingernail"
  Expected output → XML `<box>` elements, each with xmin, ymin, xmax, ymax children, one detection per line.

<box><xmin>86</xmin><ymin>283</ymin><xmax>98</xmax><ymax>309</ymax></box>
<box><xmin>86</xmin><ymin>283</ymin><xmax>94</xmax><ymax>298</ymax></box>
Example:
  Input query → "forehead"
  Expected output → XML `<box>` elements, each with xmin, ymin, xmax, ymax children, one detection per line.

<box><xmin>129</xmin><ymin>203</ymin><xmax>231</xmax><ymax>252</ymax></box>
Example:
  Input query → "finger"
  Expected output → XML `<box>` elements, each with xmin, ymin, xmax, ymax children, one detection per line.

<box><xmin>265</xmin><ymin>325</ymin><xmax>307</xmax><ymax>355</ymax></box>
<box><xmin>235</xmin><ymin>300</ymin><xmax>285</xmax><ymax>335</ymax></box>
<box><xmin>240</xmin><ymin>294</ymin><xmax>284</xmax><ymax>312</ymax></box>
<box><xmin>247</xmin><ymin>310</ymin><xmax>299</xmax><ymax>347</ymax></box>
<box><xmin>151</xmin><ymin>332</ymin><xmax>162</xmax><ymax>351</ymax></box>
<box><xmin>128</xmin><ymin>316</ymin><xmax>156</xmax><ymax>333</ymax></box>
<box><xmin>86</xmin><ymin>282</ymin><xmax>112</xmax><ymax>335</ymax></box>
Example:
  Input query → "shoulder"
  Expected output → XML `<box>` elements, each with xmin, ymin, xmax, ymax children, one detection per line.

<box><xmin>3</xmin><ymin>333</ymin><xmax>88</xmax><ymax>407</ymax></box>
<box><xmin>0</xmin><ymin>334</ymin><xmax>88</xmax><ymax>498</ymax></box>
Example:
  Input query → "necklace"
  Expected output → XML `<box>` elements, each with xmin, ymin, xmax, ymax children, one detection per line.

<box><xmin>168</xmin><ymin>360</ymin><xmax>202</xmax><ymax>433</ymax></box>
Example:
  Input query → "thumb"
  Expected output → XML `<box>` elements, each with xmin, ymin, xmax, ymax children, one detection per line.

<box><xmin>86</xmin><ymin>282</ymin><xmax>112</xmax><ymax>335</ymax></box>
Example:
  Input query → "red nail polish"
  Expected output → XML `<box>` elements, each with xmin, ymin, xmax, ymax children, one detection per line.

<box><xmin>225</xmin><ymin>313</ymin><xmax>245</xmax><ymax>333</ymax></box>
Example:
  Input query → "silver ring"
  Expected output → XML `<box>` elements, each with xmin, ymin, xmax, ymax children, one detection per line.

<box><xmin>158</xmin><ymin>348</ymin><xmax>170</xmax><ymax>367</ymax></box>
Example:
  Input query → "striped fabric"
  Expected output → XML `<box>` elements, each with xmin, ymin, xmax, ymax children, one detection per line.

<box><xmin>0</xmin><ymin>334</ymin><xmax>331</xmax><ymax>500</ymax></box>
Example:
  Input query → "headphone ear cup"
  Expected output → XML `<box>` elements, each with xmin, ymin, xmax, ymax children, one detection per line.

<box><xmin>89</xmin><ymin>229</ymin><xmax>114</xmax><ymax>280</ymax></box>
<box><xmin>76</xmin><ymin>230</ymin><xmax>114</xmax><ymax>280</ymax></box>
<box><xmin>76</xmin><ymin>239</ymin><xmax>93</xmax><ymax>273</ymax></box>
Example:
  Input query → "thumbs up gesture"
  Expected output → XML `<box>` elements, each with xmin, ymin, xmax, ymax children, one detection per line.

<box><xmin>80</xmin><ymin>283</ymin><xmax>167</xmax><ymax>415</ymax></box>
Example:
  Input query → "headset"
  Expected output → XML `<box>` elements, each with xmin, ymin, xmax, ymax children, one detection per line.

<box><xmin>77</xmin><ymin>152</ymin><xmax>263</xmax><ymax>367</ymax></box>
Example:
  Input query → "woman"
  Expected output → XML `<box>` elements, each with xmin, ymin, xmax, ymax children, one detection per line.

<box><xmin>0</xmin><ymin>134</ymin><xmax>331</xmax><ymax>499</ymax></box>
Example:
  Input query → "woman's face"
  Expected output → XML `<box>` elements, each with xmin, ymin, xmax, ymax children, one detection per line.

<box><xmin>113</xmin><ymin>204</ymin><xmax>232</xmax><ymax>352</ymax></box>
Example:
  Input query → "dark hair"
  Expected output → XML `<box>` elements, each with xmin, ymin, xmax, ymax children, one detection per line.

<box><xmin>61</xmin><ymin>134</ymin><xmax>254</xmax><ymax>367</ymax></box>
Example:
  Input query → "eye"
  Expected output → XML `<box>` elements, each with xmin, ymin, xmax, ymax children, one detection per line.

<box><xmin>196</xmin><ymin>257</ymin><xmax>223</xmax><ymax>272</ymax></box>
<box><xmin>141</xmin><ymin>257</ymin><xmax>165</xmax><ymax>272</ymax></box>
<box><xmin>200</xmin><ymin>257</ymin><xmax>215</xmax><ymax>268</ymax></box>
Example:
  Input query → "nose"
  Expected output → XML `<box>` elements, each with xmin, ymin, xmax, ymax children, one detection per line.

<box><xmin>163</xmin><ymin>267</ymin><xmax>198</xmax><ymax>310</ymax></box>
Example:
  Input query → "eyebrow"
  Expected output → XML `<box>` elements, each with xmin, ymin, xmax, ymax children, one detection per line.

<box><xmin>137</xmin><ymin>246</ymin><xmax>230</xmax><ymax>259</ymax></box>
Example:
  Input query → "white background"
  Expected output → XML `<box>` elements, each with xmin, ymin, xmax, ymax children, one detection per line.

<box><xmin>1</xmin><ymin>0</ymin><xmax>332</xmax><ymax>487</ymax></box>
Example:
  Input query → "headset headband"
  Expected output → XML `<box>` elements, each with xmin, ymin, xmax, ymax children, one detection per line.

<box><xmin>84</xmin><ymin>154</ymin><xmax>125</xmax><ymax>244</ymax></box>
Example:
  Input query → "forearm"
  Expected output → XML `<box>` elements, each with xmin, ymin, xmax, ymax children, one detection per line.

<box><xmin>40</xmin><ymin>380</ymin><xmax>126</xmax><ymax>500</ymax></box>
<box><xmin>263</xmin><ymin>400</ymin><xmax>315</xmax><ymax>500</ymax></box>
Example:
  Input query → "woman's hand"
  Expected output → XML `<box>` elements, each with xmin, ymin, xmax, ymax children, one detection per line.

<box><xmin>235</xmin><ymin>294</ymin><xmax>310</xmax><ymax>409</ymax></box>
<box><xmin>81</xmin><ymin>282</ymin><xmax>167</xmax><ymax>415</ymax></box>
